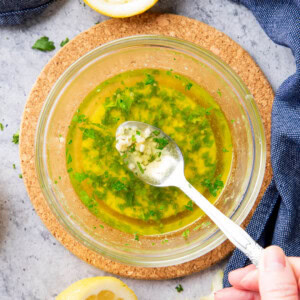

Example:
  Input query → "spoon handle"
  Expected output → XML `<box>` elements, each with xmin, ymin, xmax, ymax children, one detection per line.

<box><xmin>179</xmin><ymin>179</ymin><xmax>263</xmax><ymax>267</ymax></box>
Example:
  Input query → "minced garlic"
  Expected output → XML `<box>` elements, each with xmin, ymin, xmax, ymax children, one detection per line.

<box><xmin>116</xmin><ymin>125</ymin><xmax>169</xmax><ymax>174</ymax></box>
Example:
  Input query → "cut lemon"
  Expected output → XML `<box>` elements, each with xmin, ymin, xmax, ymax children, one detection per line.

<box><xmin>84</xmin><ymin>0</ymin><xmax>158</xmax><ymax>18</ymax></box>
<box><xmin>56</xmin><ymin>276</ymin><xmax>138</xmax><ymax>300</ymax></box>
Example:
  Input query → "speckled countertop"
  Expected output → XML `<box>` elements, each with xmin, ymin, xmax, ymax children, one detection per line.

<box><xmin>0</xmin><ymin>0</ymin><xmax>296</xmax><ymax>299</ymax></box>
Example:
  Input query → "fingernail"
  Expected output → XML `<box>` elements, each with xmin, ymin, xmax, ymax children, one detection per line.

<box><xmin>263</xmin><ymin>246</ymin><xmax>286</xmax><ymax>271</ymax></box>
<box><xmin>240</xmin><ymin>269</ymin><xmax>258</xmax><ymax>287</ymax></box>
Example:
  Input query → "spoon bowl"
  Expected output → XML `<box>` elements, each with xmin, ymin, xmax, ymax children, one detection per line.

<box><xmin>116</xmin><ymin>121</ymin><xmax>184</xmax><ymax>187</ymax></box>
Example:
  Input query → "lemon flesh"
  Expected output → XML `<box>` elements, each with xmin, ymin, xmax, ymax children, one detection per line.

<box><xmin>56</xmin><ymin>276</ymin><xmax>138</xmax><ymax>300</ymax></box>
<box><xmin>84</xmin><ymin>0</ymin><xmax>158</xmax><ymax>18</ymax></box>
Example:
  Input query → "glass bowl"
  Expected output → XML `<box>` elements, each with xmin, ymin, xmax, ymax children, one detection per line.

<box><xmin>35</xmin><ymin>35</ymin><xmax>266</xmax><ymax>267</ymax></box>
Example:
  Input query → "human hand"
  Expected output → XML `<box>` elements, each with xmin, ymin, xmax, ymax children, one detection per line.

<box><xmin>215</xmin><ymin>246</ymin><xmax>300</xmax><ymax>300</ymax></box>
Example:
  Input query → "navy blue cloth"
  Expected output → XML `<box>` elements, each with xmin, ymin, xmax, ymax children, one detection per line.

<box><xmin>224</xmin><ymin>0</ymin><xmax>300</xmax><ymax>287</ymax></box>
<box><xmin>0</xmin><ymin>0</ymin><xmax>55</xmax><ymax>25</ymax></box>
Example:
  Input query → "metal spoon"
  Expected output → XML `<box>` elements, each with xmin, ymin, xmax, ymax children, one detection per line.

<box><xmin>116</xmin><ymin>121</ymin><xmax>263</xmax><ymax>266</ymax></box>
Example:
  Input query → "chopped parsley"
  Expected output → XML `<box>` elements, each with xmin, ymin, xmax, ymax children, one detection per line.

<box><xmin>152</xmin><ymin>130</ymin><xmax>160</xmax><ymax>136</ymax></box>
<box><xmin>111</xmin><ymin>180</ymin><xmax>127</xmax><ymax>191</ymax></box>
<box><xmin>182</xmin><ymin>229</ymin><xmax>190</xmax><ymax>238</ymax></box>
<box><xmin>19</xmin><ymin>174</ymin><xmax>23</xmax><ymax>179</ymax></box>
<box><xmin>231</xmin><ymin>119</ymin><xmax>235</xmax><ymax>123</ymax></box>
<box><xmin>153</xmin><ymin>137</ymin><xmax>169</xmax><ymax>150</ymax></box>
<box><xmin>144</xmin><ymin>74</ymin><xmax>156</xmax><ymax>85</ymax></box>
<box><xmin>74</xmin><ymin>172</ymin><xmax>88</xmax><ymax>183</ymax></box>
<box><xmin>32</xmin><ymin>36</ymin><xmax>55</xmax><ymax>52</ymax></box>
<box><xmin>175</xmin><ymin>284</ymin><xmax>184</xmax><ymax>293</ymax></box>
<box><xmin>60</xmin><ymin>38</ymin><xmax>69</xmax><ymax>47</ymax></box>
<box><xmin>12</xmin><ymin>164</ymin><xmax>16</xmax><ymax>169</ymax></box>
<box><xmin>202</xmin><ymin>221</ymin><xmax>212</xmax><ymax>227</ymax></box>
<box><xmin>184</xmin><ymin>200</ymin><xmax>194</xmax><ymax>211</ymax></box>
<box><xmin>217</xmin><ymin>89</ymin><xmax>222</xmax><ymax>97</ymax></box>
<box><xmin>222</xmin><ymin>147</ymin><xmax>229</xmax><ymax>152</ymax></box>
<box><xmin>129</xmin><ymin>144</ymin><xmax>136</xmax><ymax>153</ymax></box>
<box><xmin>80</xmin><ymin>127</ymin><xmax>96</xmax><ymax>140</ymax></box>
<box><xmin>201</xmin><ymin>177</ymin><xmax>224</xmax><ymax>197</ymax></box>
<box><xmin>185</xmin><ymin>82</ymin><xmax>193</xmax><ymax>90</ymax></box>
<box><xmin>193</xmin><ymin>224</ymin><xmax>202</xmax><ymax>231</ymax></box>
<box><xmin>137</xmin><ymin>162</ymin><xmax>144</xmax><ymax>174</ymax></box>
<box><xmin>134</xmin><ymin>233</ymin><xmax>139</xmax><ymax>241</ymax></box>
<box><xmin>116</xmin><ymin>96</ymin><xmax>132</xmax><ymax>114</ymax></box>
<box><xmin>72</xmin><ymin>113</ymin><xmax>87</xmax><ymax>123</ymax></box>
<box><xmin>99</xmin><ymin>224</ymin><xmax>104</xmax><ymax>229</ymax></box>
<box><xmin>0</xmin><ymin>123</ymin><xmax>4</xmax><ymax>131</ymax></box>
<box><xmin>67</xmin><ymin>154</ymin><xmax>72</xmax><ymax>164</ymax></box>
<box><xmin>166</xmin><ymin>69</ymin><xmax>173</xmax><ymax>76</ymax></box>
<box><xmin>12</xmin><ymin>132</ymin><xmax>19</xmax><ymax>144</ymax></box>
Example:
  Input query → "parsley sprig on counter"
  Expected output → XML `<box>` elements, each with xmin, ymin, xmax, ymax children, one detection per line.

<box><xmin>60</xmin><ymin>38</ymin><xmax>69</xmax><ymax>47</ymax></box>
<box><xmin>12</xmin><ymin>132</ymin><xmax>19</xmax><ymax>144</ymax></box>
<box><xmin>32</xmin><ymin>36</ymin><xmax>55</xmax><ymax>52</ymax></box>
<box><xmin>175</xmin><ymin>284</ymin><xmax>184</xmax><ymax>293</ymax></box>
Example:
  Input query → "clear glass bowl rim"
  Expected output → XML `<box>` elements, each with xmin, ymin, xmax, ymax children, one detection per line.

<box><xmin>35</xmin><ymin>35</ymin><xmax>266</xmax><ymax>267</ymax></box>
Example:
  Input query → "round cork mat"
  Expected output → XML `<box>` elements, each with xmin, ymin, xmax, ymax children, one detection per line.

<box><xmin>20</xmin><ymin>13</ymin><xmax>273</xmax><ymax>280</ymax></box>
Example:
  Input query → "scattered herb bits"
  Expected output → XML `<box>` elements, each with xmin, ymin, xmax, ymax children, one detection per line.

<box><xmin>60</xmin><ymin>37</ymin><xmax>69</xmax><ymax>47</ymax></box>
<box><xmin>185</xmin><ymin>82</ymin><xmax>193</xmax><ymax>90</ymax></box>
<box><xmin>182</xmin><ymin>229</ymin><xmax>190</xmax><ymax>239</ymax></box>
<box><xmin>32</xmin><ymin>36</ymin><xmax>55</xmax><ymax>52</ymax></box>
<box><xmin>184</xmin><ymin>200</ymin><xmax>194</xmax><ymax>211</ymax></box>
<box><xmin>12</xmin><ymin>132</ymin><xmax>19</xmax><ymax>144</ymax></box>
<box><xmin>153</xmin><ymin>137</ymin><xmax>169</xmax><ymax>150</ymax></box>
<box><xmin>175</xmin><ymin>284</ymin><xmax>184</xmax><ymax>293</ymax></box>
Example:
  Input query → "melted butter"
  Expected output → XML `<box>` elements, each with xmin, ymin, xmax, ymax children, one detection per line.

<box><xmin>66</xmin><ymin>69</ymin><xmax>232</xmax><ymax>235</ymax></box>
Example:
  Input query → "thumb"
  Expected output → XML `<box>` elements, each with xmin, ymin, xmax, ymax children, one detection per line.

<box><xmin>259</xmin><ymin>246</ymin><xmax>299</xmax><ymax>300</ymax></box>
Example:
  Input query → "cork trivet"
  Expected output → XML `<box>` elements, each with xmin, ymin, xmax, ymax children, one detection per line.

<box><xmin>20</xmin><ymin>13</ymin><xmax>273</xmax><ymax>280</ymax></box>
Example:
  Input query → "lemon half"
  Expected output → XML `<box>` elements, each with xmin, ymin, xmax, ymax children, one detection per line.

<box><xmin>56</xmin><ymin>276</ymin><xmax>138</xmax><ymax>300</ymax></box>
<box><xmin>84</xmin><ymin>0</ymin><xmax>158</xmax><ymax>18</ymax></box>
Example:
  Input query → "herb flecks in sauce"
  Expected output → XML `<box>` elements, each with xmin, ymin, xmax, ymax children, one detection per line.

<box><xmin>66</xmin><ymin>69</ymin><xmax>232</xmax><ymax>235</ymax></box>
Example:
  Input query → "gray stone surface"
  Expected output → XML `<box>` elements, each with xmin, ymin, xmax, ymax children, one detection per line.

<box><xmin>0</xmin><ymin>0</ymin><xmax>296</xmax><ymax>299</ymax></box>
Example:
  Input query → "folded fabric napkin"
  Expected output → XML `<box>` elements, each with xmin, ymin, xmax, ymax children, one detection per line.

<box><xmin>0</xmin><ymin>0</ymin><xmax>55</xmax><ymax>25</ymax></box>
<box><xmin>224</xmin><ymin>0</ymin><xmax>300</xmax><ymax>287</ymax></box>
